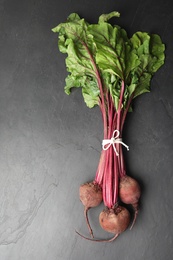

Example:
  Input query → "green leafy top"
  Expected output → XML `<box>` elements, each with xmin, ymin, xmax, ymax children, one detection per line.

<box><xmin>52</xmin><ymin>12</ymin><xmax>165</xmax><ymax>110</ymax></box>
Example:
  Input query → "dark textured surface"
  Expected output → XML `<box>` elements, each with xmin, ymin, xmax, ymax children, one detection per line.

<box><xmin>0</xmin><ymin>0</ymin><xmax>173</xmax><ymax>259</ymax></box>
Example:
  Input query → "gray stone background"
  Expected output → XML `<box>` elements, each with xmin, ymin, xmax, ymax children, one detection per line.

<box><xmin>0</xmin><ymin>0</ymin><xmax>173</xmax><ymax>259</ymax></box>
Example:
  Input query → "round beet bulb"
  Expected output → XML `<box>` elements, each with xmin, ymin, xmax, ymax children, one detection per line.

<box><xmin>79</xmin><ymin>182</ymin><xmax>102</xmax><ymax>237</ymax></box>
<box><xmin>99</xmin><ymin>206</ymin><xmax>130</xmax><ymax>235</ymax></box>
<box><xmin>119</xmin><ymin>175</ymin><xmax>141</xmax><ymax>229</ymax></box>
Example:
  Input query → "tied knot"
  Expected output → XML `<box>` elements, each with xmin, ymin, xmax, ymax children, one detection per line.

<box><xmin>102</xmin><ymin>130</ymin><xmax>129</xmax><ymax>156</ymax></box>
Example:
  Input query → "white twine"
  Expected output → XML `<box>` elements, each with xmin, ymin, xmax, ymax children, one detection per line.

<box><xmin>102</xmin><ymin>130</ymin><xmax>129</xmax><ymax>156</ymax></box>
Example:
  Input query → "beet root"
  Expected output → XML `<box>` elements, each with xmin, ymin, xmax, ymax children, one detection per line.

<box><xmin>79</xmin><ymin>182</ymin><xmax>102</xmax><ymax>237</ymax></box>
<box><xmin>119</xmin><ymin>175</ymin><xmax>141</xmax><ymax>229</ymax></box>
<box><xmin>75</xmin><ymin>205</ymin><xmax>130</xmax><ymax>242</ymax></box>
<box><xmin>75</xmin><ymin>230</ymin><xmax>119</xmax><ymax>242</ymax></box>
<box><xmin>99</xmin><ymin>206</ymin><xmax>130</xmax><ymax>236</ymax></box>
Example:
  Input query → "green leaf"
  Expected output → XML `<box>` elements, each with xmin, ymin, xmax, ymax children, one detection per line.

<box><xmin>52</xmin><ymin>13</ymin><xmax>102</xmax><ymax>108</ymax></box>
<box><xmin>89</xmin><ymin>23</ymin><xmax>140</xmax><ymax>82</ymax></box>
<box><xmin>148</xmin><ymin>34</ymin><xmax>165</xmax><ymax>72</ymax></box>
<box><xmin>52</xmin><ymin>12</ymin><xmax>165</xmax><ymax>112</ymax></box>
<box><xmin>88</xmin><ymin>23</ymin><xmax>127</xmax><ymax>79</ymax></box>
<box><xmin>129</xmin><ymin>32</ymin><xmax>165</xmax><ymax>98</ymax></box>
<box><xmin>65</xmin><ymin>39</ymin><xmax>95</xmax><ymax>77</ymax></box>
<box><xmin>102</xmin><ymin>71</ymin><xmax>120</xmax><ymax>109</ymax></box>
<box><xmin>98</xmin><ymin>11</ymin><xmax>120</xmax><ymax>23</ymax></box>
<box><xmin>65</xmin><ymin>74</ymin><xmax>84</xmax><ymax>95</ymax></box>
<box><xmin>82</xmin><ymin>80</ymin><xmax>100</xmax><ymax>108</ymax></box>
<box><xmin>65</xmin><ymin>74</ymin><xmax>100</xmax><ymax>108</ymax></box>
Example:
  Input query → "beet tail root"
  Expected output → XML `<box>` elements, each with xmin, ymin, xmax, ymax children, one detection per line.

<box><xmin>130</xmin><ymin>203</ymin><xmax>139</xmax><ymax>230</ymax></box>
<box><xmin>84</xmin><ymin>207</ymin><xmax>94</xmax><ymax>238</ymax></box>
<box><xmin>75</xmin><ymin>230</ymin><xmax>119</xmax><ymax>243</ymax></box>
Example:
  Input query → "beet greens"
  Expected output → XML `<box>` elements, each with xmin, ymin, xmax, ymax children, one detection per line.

<box><xmin>52</xmin><ymin>11</ymin><xmax>165</xmax><ymax>241</ymax></box>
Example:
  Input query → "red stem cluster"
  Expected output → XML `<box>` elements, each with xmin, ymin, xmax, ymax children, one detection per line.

<box><xmin>95</xmin><ymin>79</ymin><xmax>131</xmax><ymax>209</ymax></box>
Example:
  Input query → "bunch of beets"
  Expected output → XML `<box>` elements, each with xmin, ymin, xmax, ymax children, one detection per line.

<box><xmin>52</xmin><ymin>11</ymin><xmax>165</xmax><ymax>241</ymax></box>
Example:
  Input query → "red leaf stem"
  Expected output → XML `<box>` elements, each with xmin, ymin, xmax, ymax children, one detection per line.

<box><xmin>121</xmin><ymin>92</ymin><xmax>134</xmax><ymax>132</ymax></box>
<box><xmin>95</xmin><ymin>79</ymin><xmax>128</xmax><ymax>208</ymax></box>
<box><xmin>117</xmin><ymin>80</ymin><xmax>125</xmax><ymax>133</ymax></box>
<box><xmin>113</xmin><ymin>149</ymin><xmax>119</xmax><ymax>205</ymax></box>
<box><xmin>94</xmin><ymin>150</ymin><xmax>106</xmax><ymax>185</ymax></box>
<box><xmin>81</xmin><ymin>40</ymin><xmax>108</xmax><ymax>138</ymax></box>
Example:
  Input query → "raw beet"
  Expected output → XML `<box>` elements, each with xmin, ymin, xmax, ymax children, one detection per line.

<box><xmin>99</xmin><ymin>206</ymin><xmax>130</xmax><ymax>235</ymax></box>
<box><xmin>79</xmin><ymin>182</ymin><xmax>102</xmax><ymax>208</ymax></box>
<box><xmin>79</xmin><ymin>182</ymin><xmax>102</xmax><ymax>237</ymax></box>
<box><xmin>119</xmin><ymin>175</ymin><xmax>141</xmax><ymax>229</ymax></box>
<box><xmin>76</xmin><ymin>205</ymin><xmax>130</xmax><ymax>242</ymax></box>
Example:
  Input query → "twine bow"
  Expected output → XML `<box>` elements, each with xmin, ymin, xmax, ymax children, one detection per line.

<box><xmin>102</xmin><ymin>130</ymin><xmax>129</xmax><ymax>156</ymax></box>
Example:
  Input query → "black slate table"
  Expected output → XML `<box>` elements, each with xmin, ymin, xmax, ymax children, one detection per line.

<box><xmin>0</xmin><ymin>0</ymin><xmax>173</xmax><ymax>259</ymax></box>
